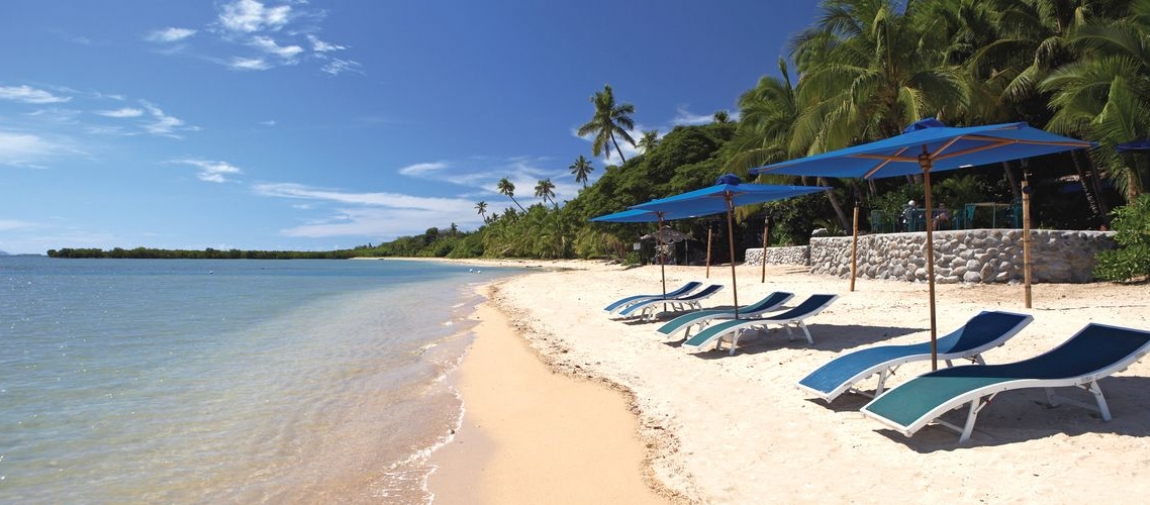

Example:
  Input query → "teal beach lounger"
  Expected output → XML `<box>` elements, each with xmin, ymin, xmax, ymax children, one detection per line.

<box><xmin>682</xmin><ymin>294</ymin><xmax>838</xmax><ymax>355</ymax></box>
<box><xmin>656</xmin><ymin>291</ymin><xmax>794</xmax><ymax>339</ymax></box>
<box><xmin>798</xmin><ymin>311</ymin><xmax>1033</xmax><ymax>403</ymax></box>
<box><xmin>861</xmin><ymin>323</ymin><xmax>1150</xmax><ymax>443</ymax></box>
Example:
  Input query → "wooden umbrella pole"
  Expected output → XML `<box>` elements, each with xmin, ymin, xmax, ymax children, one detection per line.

<box><xmin>850</xmin><ymin>202</ymin><xmax>859</xmax><ymax>292</ymax></box>
<box><xmin>921</xmin><ymin>148</ymin><xmax>939</xmax><ymax>371</ymax></box>
<box><xmin>1022</xmin><ymin>180</ymin><xmax>1032</xmax><ymax>308</ymax></box>
<box><xmin>705</xmin><ymin>226</ymin><xmax>713</xmax><ymax>279</ymax></box>
<box><xmin>725</xmin><ymin>194</ymin><xmax>740</xmax><ymax>319</ymax></box>
<box><xmin>760</xmin><ymin>218</ymin><xmax>769</xmax><ymax>283</ymax></box>
<box><xmin>658</xmin><ymin>214</ymin><xmax>666</xmax><ymax>298</ymax></box>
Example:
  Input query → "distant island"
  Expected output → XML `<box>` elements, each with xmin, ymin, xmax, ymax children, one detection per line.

<box><xmin>46</xmin><ymin>247</ymin><xmax>366</xmax><ymax>260</ymax></box>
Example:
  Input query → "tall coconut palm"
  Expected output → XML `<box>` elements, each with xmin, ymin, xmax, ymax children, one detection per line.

<box><xmin>497</xmin><ymin>177</ymin><xmax>526</xmax><ymax>212</ymax></box>
<box><xmin>790</xmin><ymin>0</ymin><xmax>968</xmax><ymax>150</ymax></box>
<box><xmin>569</xmin><ymin>155</ymin><xmax>594</xmax><ymax>188</ymax></box>
<box><xmin>1042</xmin><ymin>7</ymin><xmax>1150</xmax><ymax>200</ymax></box>
<box><xmin>534</xmin><ymin>178</ymin><xmax>557</xmax><ymax>205</ymax></box>
<box><xmin>728</xmin><ymin>57</ymin><xmax>852</xmax><ymax>231</ymax></box>
<box><xmin>638</xmin><ymin>130</ymin><xmax>660</xmax><ymax>153</ymax></box>
<box><xmin>577</xmin><ymin>85</ymin><xmax>637</xmax><ymax>164</ymax></box>
<box><xmin>713</xmin><ymin>110</ymin><xmax>731</xmax><ymax>123</ymax></box>
<box><xmin>475</xmin><ymin>200</ymin><xmax>488</xmax><ymax>222</ymax></box>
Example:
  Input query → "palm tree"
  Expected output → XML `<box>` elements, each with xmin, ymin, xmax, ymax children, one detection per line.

<box><xmin>1041</xmin><ymin>6</ymin><xmax>1150</xmax><ymax>200</ymax></box>
<box><xmin>534</xmin><ymin>178</ymin><xmax>557</xmax><ymax>205</ymax></box>
<box><xmin>475</xmin><ymin>200</ymin><xmax>488</xmax><ymax>222</ymax></box>
<box><xmin>497</xmin><ymin>177</ymin><xmax>526</xmax><ymax>212</ymax></box>
<box><xmin>638</xmin><ymin>130</ymin><xmax>660</xmax><ymax>153</ymax></box>
<box><xmin>577</xmin><ymin>85</ymin><xmax>637</xmax><ymax>164</ymax></box>
<box><xmin>727</xmin><ymin>57</ymin><xmax>852</xmax><ymax>231</ymax></box>
<box><xmin>713</xmin><ymin>110</ymin><xmax>731</xmax><ymax>123</ymax></box>
<box><xmin>569</xmin><ymin>155</ymin><xmax>594</xmax><ymax>188</ymax></box>
<box><xmin>790</xmin><ymin>0</ymin><xmax>968</xmax><ymax>149</ymax></box>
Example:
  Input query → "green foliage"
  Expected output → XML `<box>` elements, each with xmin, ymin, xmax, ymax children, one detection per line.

<box><xmin>1095</xmin><ymin>195</ymin><xmax>1150</xmax><ymax>282</ymax></box>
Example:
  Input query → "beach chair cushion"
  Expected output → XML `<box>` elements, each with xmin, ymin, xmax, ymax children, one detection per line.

<box><xmin>861</xmin><ymin>323</ymin><xmax>1150</xmax><ymax>442</ymax></box>
<box><xmin>682</xmin><ymin>294</ymin><xmax>838</xmax><ymax>355</ymax></box>
<box><xmin>655</xmin><ymin>291</ymin><xmax>794</xmax><ymax>338</ymax></box>
<box><xmin>603</xmin><ymin>281</ymin><xmax>702</xmax><ymax>313</ymax></box>
<box><xmin>797</xmin><ymin>311</ymin><xmax>1033</xmax><ymax>402</ymax></box>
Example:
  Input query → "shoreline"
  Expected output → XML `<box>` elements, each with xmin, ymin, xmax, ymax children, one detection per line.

<box><xmin>428</xmin><ymin>280</ymin><xmax>669</xmax><ymax>504</ymax></box>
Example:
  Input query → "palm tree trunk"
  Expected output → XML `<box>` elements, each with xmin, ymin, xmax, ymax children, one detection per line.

<box><xmin>1070</xmin><ymin>150</ymin><xmax>1104</xmax><ymax>220</ymax></box>
<box><xmin>608</xmin><ymin>132</ymin><xmax>628</xmax><ymax>164</ymax></box>
<box><xmin>510</xmin><ymin>197</ymin><xmax>526</xmax><ymax>213</ymax></box>
<box><xmin>818</xmin><ymin>177</ymin><xmax>850</xmax><ymax>232</ymax></box>
<box><xmin>1002</xmin><ymin>161</ymin><xmax>1021</xmax><ymax>199</ymax></box>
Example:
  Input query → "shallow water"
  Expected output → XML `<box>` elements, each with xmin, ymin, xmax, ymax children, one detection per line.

<box><xmin>0</xmin><ymin>257</ymin><xmax>516</xmax><ymax>503</ymax></box>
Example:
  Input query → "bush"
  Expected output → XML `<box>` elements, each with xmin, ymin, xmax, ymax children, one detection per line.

<box><xmin>1094</xmin><ymin>195</ymin><xmax>1150</xmax><ymax>282</ymax></box>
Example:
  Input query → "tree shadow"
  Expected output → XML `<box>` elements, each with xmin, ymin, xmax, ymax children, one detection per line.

<box><xmin>863</xmin><ymin>375</ymin><xmax>1150</xmax><ymax>452</ymax></box>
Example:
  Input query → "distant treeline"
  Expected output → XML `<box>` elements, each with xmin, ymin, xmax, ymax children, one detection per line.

<box><xmin>46</xmin><ymin>247</ymin><xmax>360</xmax><ymax>260</ymax></box>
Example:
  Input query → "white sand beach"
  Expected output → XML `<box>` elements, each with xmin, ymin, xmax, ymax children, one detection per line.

<box><xmin>430</xmin><ymin>259</ymin><xmax>1150</xmax><ymax>504</ymax></box>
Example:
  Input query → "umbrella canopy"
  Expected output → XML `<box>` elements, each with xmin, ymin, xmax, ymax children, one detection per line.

<box><xmin>630</xmin><ymin>175</ymin><xmax>826</xmax><ymax>318</ymax></box>
<box><xmin>752</xmin><ymin>119</ymin><xmax>1093</xmax><ymax>179</ymax></box>
<box><xmin>751</xmin><ymin>118</ymin><xmax>1094</xmax><ymax>368</ymax></box>
<box><xmin>1116</xmin><ymin>139</ymin><xmax>1150</xmax><ymax>152</ymax></box>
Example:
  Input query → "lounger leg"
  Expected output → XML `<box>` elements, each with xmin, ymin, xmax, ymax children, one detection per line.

<box><xmin>799</xmin><ymin>322</ymin><xmax>814</xmax><ymax>345</ymax></box>
<box><xmin>960</xmin><ymin>399</ymin><xmax>983</xmax><ymax>443</ymax></box>
<box><xmin>729</xmin><ymin>330</ymin><xmax>742</xmax><ymax>356</ymax></box>
<box><xmin>876</xmin><ymin>369</ymin><xmax>890</xmax><ymax>396</ymax></box>
<box><xmin>1089</xmin><ymin>381</ymin><xmax>1112</xmax><ymax>421</ymax></box>
<box><xmin>973</xmin><ymin>354</ymin><xmax>986</xmax><ymax>365</ymax></box>
<box><xmin>1044</xmin><ymin>387</ymin><xmax>1060</xmax><ymax>408</ymax></box>
<box><xmin>784</xmin><ymin>325</ymin><xmax>794</xmax><ymax>340</ymax></box>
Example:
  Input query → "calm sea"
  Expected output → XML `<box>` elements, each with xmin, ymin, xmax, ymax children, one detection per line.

<box><xmin>0</xmin><ymin>257</ymin><xmax>518</xmax><ymax>504</ymax></box>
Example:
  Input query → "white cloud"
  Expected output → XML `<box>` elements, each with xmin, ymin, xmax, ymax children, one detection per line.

<box><xmin>94</xmin><ymin>107</ymin><xmax>144</xmax><ymax>118</ymax></box>
<box><xmin>321</xmin><ymin>58</ymin><xmax>363</xmax><ymax>76</ymax></box>
<box><xmin>398</xmin><ymin>162</ymin><xmax>448</xmax><ymax>176</ymax></box>
<box><xmin>147</xmin><ymin>27</ymin><xmax>197</xmax><ymax>43</ymax></box>
<box><xmin>307</xmin><ymin>34</ymin><xmax>344</xmax><ymax>52</ymax></box>
<box><xmin>174</xmin><ymin>159</ymin><xmax>243</xmax><ymax>183</ymax></box>
<box><xmin>219</xmin><ymin>0</ymin><xmax>292</xmax><ymax>33</ymax></box>
<box><xmin>0</xmin><ymin>219</ymin><xmax>38</xmax><ymax>231</ymax></box>
<box><xmin>0</xmin><ymin>131</ymin><xmax>60</xmax><ymax>167</ymax></box>
<box><xmin>0</xmin><ymin>85</ymin><xmax>71</xmax><ymax>104</ymax></box>
<box><xmin>259</xmin><ymin>119</ymin><xmax>277</xmax><ymax>126</ymax></box>
<box><xmin>250</xmin><ymin>35</ymin><xmax>303</xmax><ymax>60</ymax></box>
<box><xmin>229</xmin><ymin>56</ymin><xmax>272</xmax><ymax>70</ymax></box>
<box><xmin>253</xmin><ymin>182</ymin><xmax>483</xmax><ymax>238</ymax></box>
<box><xmin>672</xmin><ymin>106</ymin><xmax>714</xmax><ymax>126</ymax></box>
<box><xmin>141</xmin><ymin>102</ymin><xmax>195</xmax><ymax>138</ymax></box>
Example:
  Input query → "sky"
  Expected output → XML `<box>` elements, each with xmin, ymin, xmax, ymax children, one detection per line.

<box><xmin>0</xmin><ymin>0</ymin><xmax>822</xmax><ymax>255</ymax></box>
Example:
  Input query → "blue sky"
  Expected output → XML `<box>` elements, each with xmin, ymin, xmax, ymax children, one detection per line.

<box><xmin>0</xmin><ymin>1</ymin><xmax>821</xmax><ymax>255</ymax></box>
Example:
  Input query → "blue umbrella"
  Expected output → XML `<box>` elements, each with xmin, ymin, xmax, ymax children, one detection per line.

<box><xmin>1116</xmin><ymin>139</ymin><xmax>1150</xmax><ymax>152</ymax></box>
<box><xmin>592</xmin><ymin>208</ymin><xmax>702</xmax><ymax>297</ymax></box>
<box><xmin>629</xmin><ymin>174</ymin><xmax>826</xmax><ymax>318</ymax></box>
<box><xmin>752</xmin><ymin>118</ymin><xmax>1094</xmax><ymax>368</ymax></box>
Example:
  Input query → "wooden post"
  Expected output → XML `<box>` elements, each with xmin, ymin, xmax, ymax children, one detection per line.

<box><xmin>705</xmin><ymin>226</ymin><xmax>713</xmax><ymax>279</ymax></box>
<box><xmin>921</xmin><ymin>148</ymin><xmax>939</xmax><ymax>371</ymax></box>
<box><xmin>850</xmin><ymin>203</ymin><xmax>859</xmax><ymax>292</ymax></box>
<box><xmin>760</xmin><ymin>217</ymin><xmax>769</xmax><ymax>283</ymax></box>
<box><xmin>1022</xmin><ymin>180</ymin><xmax>1033</xmax><ymax>308</ymax></box>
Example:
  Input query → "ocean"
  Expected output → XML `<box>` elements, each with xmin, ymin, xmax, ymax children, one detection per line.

<box><xmin>0</xmin><ymin>257</ymin><xmax>519</xmax><ymax>504</ymax></box>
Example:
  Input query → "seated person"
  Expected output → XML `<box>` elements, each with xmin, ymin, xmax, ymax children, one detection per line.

<box><xmin>900</xmin><ymin>200</ymin><xmax>917</xmax><ymax>231</ymax></box>
<box><xmin>934</xmin><ymin>203</ymin><xmax>951</xmax><ymax>229</ymax></box>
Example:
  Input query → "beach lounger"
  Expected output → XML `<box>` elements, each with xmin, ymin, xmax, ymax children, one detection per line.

<box><xmin>682</xmin><ymin>294</ymin><xmax>838</xmax><ymax>355</ymax></box>
<box><xmin>617</xmin><ymin>284</ymin><xmax>725</xmax><ymax>322</ymax></box>
<box><xmin>655</xmin><ymin>291</ymin><xmax>794</xmax><ymax>339</ymax></box>
<box><xmin>798</xmin><ymin>311</ymin><xmax>1033</xmax><ymax>403</ymax></box>
<box><xmin>861</xmin><ymin>323</ymin><xmax>1150</xmax><ymax>443</ymax></box>
<box><xmin>603</xmin><ymin>281</ymin><xmax>702</xmax><ymax>314</ymax></box>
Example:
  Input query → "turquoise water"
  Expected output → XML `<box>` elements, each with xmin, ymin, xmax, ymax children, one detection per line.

<box><xmin>0</xmin><ymin>257</ymin><xmax>517</xmax><ymax>504</ymax></box>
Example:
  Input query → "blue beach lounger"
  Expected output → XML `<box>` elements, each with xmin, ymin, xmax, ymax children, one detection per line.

<box><xmin>603</xmin><ymin>281</ymin><xmax>702</xmax><ymax>314</ymax></box>
<box><xmin>682</xmin><ymin>294</ymin><xmax>838</xmax><ymax>355</ymax></box>
<box><xmin>798</xmin><ymin>311</ymin><xmax>1033</xmax><ymax>403</ymax></box>
<box><xmin>656</xmin><ymin>291</ymin><xmax>794</xmax><ymax>339</ymax></box>
<box><xmin>617</xmin><ymin>284</ymin><xmax>725</xmax><ymax>322</ymax></box>
<box><xmin>861</xmin><ymin>323</ymin><xmax>1150</xmax><ymax>443</ymax></box>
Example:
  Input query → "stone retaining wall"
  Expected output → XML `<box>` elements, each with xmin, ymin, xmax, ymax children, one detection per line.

<box><xmin>745</xmin><ymin>229</ymin><xmax>1116</xmax><ymax>284</ymax></box>
<box><xmin>744</xmin><ymin>245</ymin><xmax>809</xmax><ymax>266</ymax></box>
